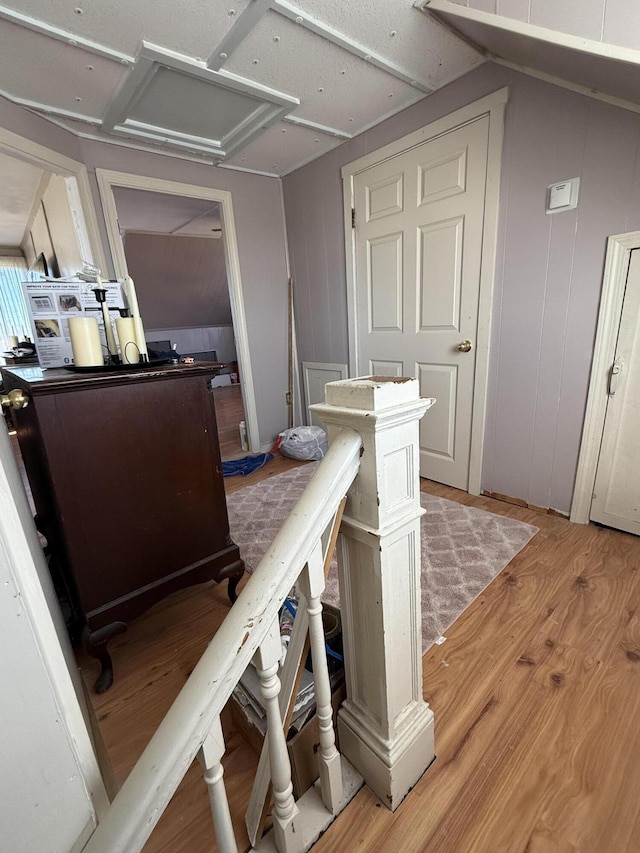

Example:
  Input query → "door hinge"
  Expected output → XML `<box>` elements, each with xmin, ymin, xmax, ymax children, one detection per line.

<box><xmin>351</xmin><ymin>207</ymin><xmax>356</xmax><ymax>228</ymax></box>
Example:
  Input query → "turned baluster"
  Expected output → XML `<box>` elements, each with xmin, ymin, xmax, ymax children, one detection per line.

<box><xmin>298</xmin><ymin>541</ymin><xmax>343</xmax><ymax>814</ymax></box>
<box><xmin>197</xmin><ymin>717</ymin><xmax>238</xmax><ymax>853</ymax></box>
<box><xmin>254</xmin><ymin>619</ymin><xmax>300</xmax><ymax>853</ymax></box>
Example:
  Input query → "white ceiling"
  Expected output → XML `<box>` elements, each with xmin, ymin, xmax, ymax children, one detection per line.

<box><xmin>0</xmin><ymin>150</ymin><xmax>43</xmax><ymax>247</ymax></box>
<box><xmin>0</xmin><ymin>0</ymin><xmax>484</xmax><ymax>177</ymax></box>
<box><xmin>113</xmin><ymin>187</ymin><xmax>223</xmax><ymax>237</ymax></box>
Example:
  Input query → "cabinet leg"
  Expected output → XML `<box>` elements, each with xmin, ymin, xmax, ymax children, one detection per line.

<box><xmin>227</xmin><ymin>574</ymin><xmax>242</xmax><ymax>604</ymax></box>
<box><xmin>82</xmin><ymin>622</ymin><xmax>127</xmax><ymax>693</ymax></box>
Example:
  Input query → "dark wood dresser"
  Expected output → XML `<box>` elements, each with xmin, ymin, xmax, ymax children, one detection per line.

<box><xmin>2</xmin><ymin>362</ymin><xmax>243</xmax><ymax>691</ymax></box>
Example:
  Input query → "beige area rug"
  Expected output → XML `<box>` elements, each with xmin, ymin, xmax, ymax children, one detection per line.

<box><xmin>226</xmin><ymin>464</ymin><xmax>538</xmax><ymax>652</ymax></box>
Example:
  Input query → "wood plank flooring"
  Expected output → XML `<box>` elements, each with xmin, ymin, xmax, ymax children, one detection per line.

<box><xmin>79</xmin><ymin>466</ymin><xmax>640</xmax><ymax>853</ymax></box>
<box><xmin>213</xmin><ymin>383</ymin><xmax>247</xmax><ymax>461</ymax></box>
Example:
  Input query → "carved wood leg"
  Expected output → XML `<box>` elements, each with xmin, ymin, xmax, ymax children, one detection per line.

<box><xmin>227</xmin><ymin>574</ymin><xmax>241</xmax><ymax>604</ymax></box>
<box><xmin>82</xmin><ymin>622</ymin><xmax>127</xmax><ymax>693</ymax></box>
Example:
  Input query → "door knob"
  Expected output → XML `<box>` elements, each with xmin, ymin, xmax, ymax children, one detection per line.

<box><xmin>1</xmin><ymin>389</ymin><xmax>29</xmax><ymax>410</ymax></box>
<box><xmin>457</xmin><ymin>340</ymin><xmax>472</xmax><ymax>353</ymax></box>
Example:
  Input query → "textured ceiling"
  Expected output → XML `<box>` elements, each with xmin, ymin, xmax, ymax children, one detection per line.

<box><xmin>0</xmin><ymin>0</ymin><xmax>484</xmax><ymax>176</ymax></box>
<box><xmin>113</xmin><ymin>187</ymin><xmax>223</xmax><ymax>237</ymax></box>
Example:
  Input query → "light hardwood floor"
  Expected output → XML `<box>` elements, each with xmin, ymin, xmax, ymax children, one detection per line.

<box><xmin>79</xmin><ymin>460</ymin><xmax>640</xmax><ymax>853</ymax></box>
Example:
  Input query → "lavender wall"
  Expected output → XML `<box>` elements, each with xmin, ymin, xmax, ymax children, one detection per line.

<box><xmin>282</xmin><ymin>63</ymin><xmax>640</xmax><ymax>513</ymax></box>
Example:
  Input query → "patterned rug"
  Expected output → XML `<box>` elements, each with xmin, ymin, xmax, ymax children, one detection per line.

<box><xmin>226</xmin><ymin>464</ymin><xmax>538</xmax><ymax>652</ymax></box>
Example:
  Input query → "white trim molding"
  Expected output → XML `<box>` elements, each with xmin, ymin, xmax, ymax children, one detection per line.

<box><xmin>95</xmin><ymin>169</ymin><xmax>260</xmax><ymax>454</ymax></box>
<box><xmin>570</xmin><ymin>231</ymin><xmax>640</xmax><ymax>524</ymax></box>
<box><xmin>341</xmin><ymin>87</ymin><xmax>508</xmax><ymax>496</ymax></box>
<box><xmin>0</xmin><ymin>125</ymin><xmax>108</xmax><ymax>275</ymax></box>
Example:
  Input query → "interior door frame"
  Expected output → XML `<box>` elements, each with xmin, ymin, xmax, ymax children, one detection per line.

<box><xmin>342</xmin><ymin>87</ymin><xmax>508</xmax><ymax>495</ymax></box>
<box><xmin>95</xmin><ymin>168</ymin><xmax>259</xmax><ymax>453</ymax></box>
<box><xmin>0</xmin><ymin>125</ymin><xmax>110</xmax><ymax>826</ymax></box>
<box><xmin>571</xmin><ymin>230</ymin><xmax>640</xmax><ymax>524</ymax></box>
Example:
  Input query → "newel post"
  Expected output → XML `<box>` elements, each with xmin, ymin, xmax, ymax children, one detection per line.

<box><xmin>311</xmin><ymin>377</ymin><xmax>436</xmax><ymax>810</ymax></box>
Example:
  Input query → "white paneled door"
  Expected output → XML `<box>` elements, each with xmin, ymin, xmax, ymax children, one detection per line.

<box><xmin>591</xmin><ymin>249</ymin><xmax>640</xmax><ymax>535</ymax></box>
<box><xmin>353</xmin><ymin>116</ymin><xmax>489</xmax><ymax>489</ymax></box>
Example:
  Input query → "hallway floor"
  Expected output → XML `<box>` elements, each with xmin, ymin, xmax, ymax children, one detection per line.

<box><xmin>80</xmin><ymin>461</ymin><xmax>640</xmax><ymax>852</ymax></box>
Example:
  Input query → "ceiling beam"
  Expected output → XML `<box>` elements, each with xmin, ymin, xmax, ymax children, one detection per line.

<box><xmin>207</xmin><ymin>0</ymin><xmax>273</xmax><ymax>71</ymax></box>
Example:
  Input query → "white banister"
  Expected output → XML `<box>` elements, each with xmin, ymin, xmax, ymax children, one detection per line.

<box><xmin>82</xmin><ymin>429</ymin><xmax>362</xmax><ymax>853</ymax></box>
<box><xmin>197</xmin><ymin>717</ymin><xmax>238</xmax><ymax>853</ymax></box>
<box><xmin>83</xmin><ymin>376</ymin><xmax>434</xmax><ymax>853</ymax></box>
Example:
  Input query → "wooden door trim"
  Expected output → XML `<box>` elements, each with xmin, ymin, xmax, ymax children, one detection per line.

<box><xmin>342</xmin><ymin>87</ymin><xmax>508</xmax><ymax>496</ymax></box>
<box><xmin>571</xmin><ymin>231</ymin><xmax>640</xmax><ymax>524</ymax></box>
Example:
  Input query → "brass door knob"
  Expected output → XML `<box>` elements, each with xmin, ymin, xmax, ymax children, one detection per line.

<box><xmin>1</xmin><ymin>389</ymin><xmax>29</xmax><ymax>410</ymax></box>
<box><xmin>457</xmin><ymin>340</ymin><xmax>473</xmax><ymax>353</ymax></box>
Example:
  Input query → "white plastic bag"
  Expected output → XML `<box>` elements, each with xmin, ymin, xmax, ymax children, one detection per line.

<box><xmin>279</xmin><ymin>426</ymin><xmax>328</xmax><ymax>461</ymax></box>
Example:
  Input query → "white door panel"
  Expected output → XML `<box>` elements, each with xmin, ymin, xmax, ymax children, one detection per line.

<box><xmin>591</xmin><ymin>249</ymin><xmax>640</xmax><ymax>534</ymax></box>
<box><xmin>354</xmin><ymin>117</ymin><xmax>489</xmax><ymax>489</ymax></box>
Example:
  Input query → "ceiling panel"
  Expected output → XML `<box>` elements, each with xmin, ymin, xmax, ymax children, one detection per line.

<box><xmin>4</xmin><ymin>0</ymin><xmax>250</xmax><ymax>59</ymax></box>
<box><xmin>225</xmin><ymin>12</ymin><xmax>423</xmax><ymax>133</ymax></box>
<box><xmin>0</xmin><ymin>20</ymin><xmax>127</xmax><ymax>117</ymax></box>
<box><xmin>295</xmin><ymin>0</ymin><xmax>485</xmax><ymax>86</ymax></box>
<box><xmin>128</xmin><ymin>68</ymin><xmax>266</xmax><ymax>140</ymax></box>
<box><xmin>224</xmin><ymin>120</ymin><xmax>342</xmax><ymax>174</ymax></box>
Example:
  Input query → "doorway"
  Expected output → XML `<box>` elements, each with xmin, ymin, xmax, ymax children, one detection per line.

<box><xmin>95</xmin><ymin>168</ymin><xmax>259</xmax><ymax>456</ymax></box>
<box><xmin>572</xmin><ymin>231</ymin><xmax>640</xmax><ymax>531</ymax></box>
<box><xmin>342</xmin><ymin>88</ymin><xmax>507</xmax><ymax>495</ymax></box>
<box><xmin>108</xmin><ymin>185</ymin><xmax>247</xmax><ymax>459</ymax></box>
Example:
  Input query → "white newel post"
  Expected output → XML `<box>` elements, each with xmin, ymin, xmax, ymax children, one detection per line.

<box><xmin>311</xmin><ymin>377</ymin><xmax>436</xmax><ymax>810</ymax></box>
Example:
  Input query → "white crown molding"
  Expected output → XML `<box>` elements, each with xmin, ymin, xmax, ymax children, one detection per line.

<box><xmin>0</xmin><ymin>88</ymin><xmax>101</xmax><ymax>124</ymax></box>
<box><xmin>0</xmin><ymin>3</ymin><xmax>133</xmax><ymax>65</ymax></box>
<box><xmin>491</xmin><ymin>56</ymin><xmax>640</xmax><ymax>116</ymax></box>
<box><xmin>216</xmin><ymin>162</ymin><xmax>280</xmax><ymax>178</ymax></box>
<box><xmin>283</xmin><ymin>115</ymin><xmax>352</xmax><ymax>139</ymax></box>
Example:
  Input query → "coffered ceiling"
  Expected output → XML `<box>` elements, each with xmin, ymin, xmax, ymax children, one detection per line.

<box><xmin>0</xmin><ymin>0</ymin><xmax>485</xmax><ymax>176</ymax></box>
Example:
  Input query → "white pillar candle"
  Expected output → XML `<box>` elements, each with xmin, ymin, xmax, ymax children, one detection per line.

<box><xmin>115</xmin><ymin>317</ymin><xmax>140</xmax><ymax>364</ymax></box>
<box><xmin>68</xmin><ymin>316</ymin><xmax>104</xmax><ymax>367</ymax></box>
<box><xmin>123</xmin><ymin>276</ymin><xmax>149</xmax><ymax>361</ymax></box>
<box><xmin>8</xmin><ymin>335</ymin><xmax>18</xmax><ymax>348</ymax></box>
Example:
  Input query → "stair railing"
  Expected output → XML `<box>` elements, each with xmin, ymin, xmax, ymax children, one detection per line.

<box><xmin>82</xmin><ymin>427</ymin><xmax>363</xmax><ymax>853</ymax></box>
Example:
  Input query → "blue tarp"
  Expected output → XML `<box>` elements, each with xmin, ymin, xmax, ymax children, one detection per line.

<box><xmin>222</xmin><ymin>453</ymin><xmax>274</xmax><ymax>477</ymax></box>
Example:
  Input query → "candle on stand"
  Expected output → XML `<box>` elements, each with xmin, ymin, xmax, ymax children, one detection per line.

<box><xmin>68</xmin><ymin>316</ymin><xmax>104</xmax><ymax>366</ymax></box>
<box><xmin>94</xmin><ymin>276</ymin><xmax>118</xmax><ymax>360</ymax></box>
<box><xmin>115</xmin><ymin>317</ymin><xmax>140</xmax><ymax>364</ymax></box>
<box><xmin>123</xmin><ymin>276</ymin><xmax>149</xmax><ymax>362</ymax></box>
<box><xmin>8</xmin><ymin>335</ymin><xmax>18</xmax><ymax>348</ymax></box>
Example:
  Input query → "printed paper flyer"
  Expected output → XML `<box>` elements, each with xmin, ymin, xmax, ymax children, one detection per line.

<box><xmin>22</xmin><ymin>280</ymin><xmax>125</xmax><ymax>368</ymax></box>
